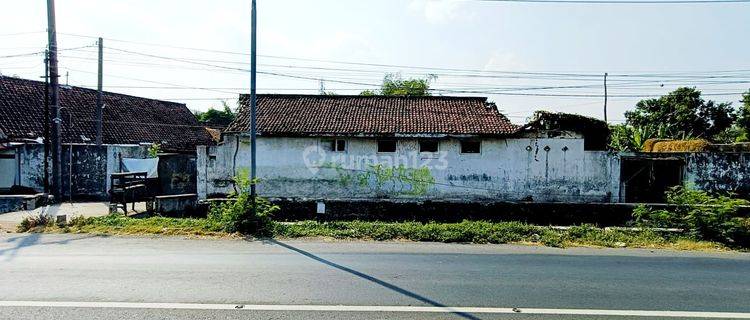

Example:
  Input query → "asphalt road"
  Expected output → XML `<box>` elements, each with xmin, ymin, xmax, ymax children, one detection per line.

<box><xmin>1</xmin><ymin>234</ymin><xmax>749</xmax><ymax>319</ymax></box>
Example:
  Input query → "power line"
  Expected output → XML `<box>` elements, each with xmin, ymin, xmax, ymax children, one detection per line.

<box><xmin>96</xmin><ymin>49</ymin><xmax>747</xmax><ymax>96</ymax></box>
<box><xmin>48</xmin><ymin>45</ymin><xmax>747</xmax><ymax>102</ymax></box>
<box><xmin>69</xmin><ymin>46</ymin><xmax>750</xmax><ymax>81</ymax></box>
<box><xmin>58</xmin><ymin>52</ymin><xmax>750</xmax><ymax>95</ymax></box>
<box><xmin>0</xmin><ymin>31</ymin><xmax>45</xmax><ymax>37</ymax></box>
<box><xmin>61</xmin><ymin>67</ymin><xmax>242</xmax><ymax>95</ymax></box>
<box><xmin>55</xmin><ymin>32</ymin><xmax>750</xmax><ymax>79</ymax></box>
<box><xmin>0</xmin><ymin>44</ymin><xmax>95</xmax><ymax>59</ymax></box>
<box><xmin>475</xmin><ymin>0</ymin><xmax>750</xmax><ymax>3</ymax></box>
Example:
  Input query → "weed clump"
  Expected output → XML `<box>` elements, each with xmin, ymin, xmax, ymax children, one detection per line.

<box><xmin>207</xmin><ymin>169</ymin><xmax>279</xmax><ymax>236</ymax></box>
<box><xmin>17</xmin><ymin>214</ymin><xmax>52</xmax><ymax>232</ymax></box>
<box><xmin>634</xmin><ymin>186</ymin><xmax>750</xmax><ymax>247</ymax></box>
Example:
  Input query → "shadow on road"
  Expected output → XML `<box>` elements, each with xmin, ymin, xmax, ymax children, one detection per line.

<box><xmin>266</xmin><ymin>239</ymin><xmax>482</xmax><ymax>320</ymax></box>
<box><xmin>0</xmin><ymin>234</ymin><xmax>98</xmax><ymax>262</ymax></box>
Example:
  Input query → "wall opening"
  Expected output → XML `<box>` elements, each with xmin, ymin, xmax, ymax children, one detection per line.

<box><xmin>0</xmin><ymin>150</ymin><xmax>17</xmax><ymax>190</ymax></box>
<box><xmin>620</xmin><ymin>157</ymin><xmax>684</xmax><ymax>203</ymax></box>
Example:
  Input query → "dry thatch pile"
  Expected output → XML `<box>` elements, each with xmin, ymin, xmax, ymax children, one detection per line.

<box><xmin>643</xmin><ymin>139</ymin><xmax>711</xmax><ymax>152</ymax></box>
<box><xmin>523</xmin><ymin>111</ymin><xmax>610</xmax><ymax>150</ymax></box>
<box><xmin>204</xmin><ymin>127</ymin><xmax>221</xmax><ymax>142</ymax></box>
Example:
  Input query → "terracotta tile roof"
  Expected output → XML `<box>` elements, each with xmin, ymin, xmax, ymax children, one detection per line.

<box><xmin>0</xmin><ymin>76</ymin><xmax>213</xmax><ymax>152</ymax></box>
<box><xmin>226</xmin><ymin>94</ymin><xmax>519</xmax><ymax>136</ymax></box>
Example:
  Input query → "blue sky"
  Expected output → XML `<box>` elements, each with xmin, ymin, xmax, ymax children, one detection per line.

<box><xmin>1</xmin><ymin>0</ymin><xmax>748</xmax><ymax>124</ymax></box>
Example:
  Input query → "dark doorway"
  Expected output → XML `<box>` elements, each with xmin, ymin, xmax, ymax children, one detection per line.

<box><xmin>620</xmin><ymin>157</ymin><xmax>684</xmax><ymax>203</ymax></box>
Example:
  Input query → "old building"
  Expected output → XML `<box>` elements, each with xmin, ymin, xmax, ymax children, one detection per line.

<box><xmin>0</xmin><ymin>76</ymin><xmax>214</xmax><ymax>198</ymax></box>
<box><xmin>197</xmin><ymin>94</ymin><xmax>619</xmax><ymax>203</ymax></box>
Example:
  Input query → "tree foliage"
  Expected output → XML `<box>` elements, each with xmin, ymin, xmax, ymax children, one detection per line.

<box><xmin>624</xmin><ymin>87</ymin><xmax>736</xmax><ymax>142</ymax></box>
<box><xmin>194</xmin><ymin>101</ymin><xmax>236</xmax><ymax>128</ymax></box>
<box><xmin>736</xmin><ymin>90</ymin><xmax>750</xmax><ymax>142</ymax></box>
<box><xmin>360</xmin><ymin>73</ymin><xmax>436</xmax><ymax>96</ymax></box>
<box><xmin>608</xmin><ymin>123</ymin><xmax>693</xmax><ymax>152</ymax></box>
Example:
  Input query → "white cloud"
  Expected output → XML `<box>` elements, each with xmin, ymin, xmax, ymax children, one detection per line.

<box><xmin>409</xmin><ymin>0</ymin><xmax>465</xmax><ymax>24</ymax></box>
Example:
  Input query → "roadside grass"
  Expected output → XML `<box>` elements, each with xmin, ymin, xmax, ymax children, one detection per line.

<box><xmin>21</xmin><ymin>215</ymin><xmax>730</xmax><ymax>251</ymax></box>
<box><xmin>23</xmin><ymin>214</ymin><xmax>228</xmax><ymax>237</ymax></box>
<box><xmin>271</xmin><ymin>220</ymin><xmax>727</xmax><ymax>251</ymax></box>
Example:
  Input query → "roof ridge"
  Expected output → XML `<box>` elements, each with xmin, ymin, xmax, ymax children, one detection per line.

<box><xmin>240</xmin><ymin>93</ymin><xmax>489</xmax><ymax>101</ymax></box>
<box><xmin>0</xmin><ymin>75</ymin><xmax>186</xmax><ymax>107</ymax></box>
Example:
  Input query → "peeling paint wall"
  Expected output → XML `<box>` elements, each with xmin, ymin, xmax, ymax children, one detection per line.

<box><xmin>18</xmin><ymin>144</ymin><xmax>47</xmax><ymax>191</ymax></box>
<box><xmin>61</xmin><ymin>145</ymin><xmax>107</xmax><ymax>199</ymax></box>
<box><xmin>158</xmin><ymin>154</ymin><xmax>197</xmax><ymax>195</ymax></box>
<box><xmin>13</xmin><ymin>144</ymin><xmax>148</xmax><ymax>198</ymax></box>
<box><xmin>198</xmin><ymin>135</ymin><xmax>621</xmax><ymax>203</ymax></box>
<box><xmin>684</xmin><ymin>153</ymin><xmax>750</xmax><ymax>197</ymax></box>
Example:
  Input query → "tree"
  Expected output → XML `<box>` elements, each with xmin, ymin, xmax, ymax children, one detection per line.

<box><xmin>736</xmin><ymin>90</ymin><xmax>750</xmax><ymax>141</ymax></box>
<box><xmin>624</xmin><ymin>87</ymin><xmax>736</xmax><ymax>141</ymax></box>
<box><xmin>194</xmin><ymin>101</ymin><xmax>236</xmax><ymax>128</ymax></box>
<box><xmin>608</xmin><ymin>124</ymin><xmax>650</xmax><ymax>152</ymax></box>
<box><xmin>359</xmin><ymin>73</ymin><xmax>436</xmax><ymax>96</ymax></box>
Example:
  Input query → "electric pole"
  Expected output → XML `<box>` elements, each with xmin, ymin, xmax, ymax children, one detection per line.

<box><xmin>47</xmin><ymin>0</ymin><xmax>62</xmax><ymax>200</ymax></box>
<box><xmin>96</xmin><ymin>37</ymin><xmax>103</xmax><ymax>146</ymax></box>
<box><xmin>42</xmin><ymin>50</ymin><xmax>50</xmax><ymax>194</ymax></box>
<box><xmin>249</xmin><ymin>0</ymin><xmax>258</xmax><ymax>198</ymax></box>
<box><xmin>603</xmin><ymin>72</ymin><xmax>608</xmax><ymax>123</ymax></box>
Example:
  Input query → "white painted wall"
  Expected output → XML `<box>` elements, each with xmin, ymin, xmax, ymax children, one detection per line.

<box><xmin>198</xmin><ymin>134</ymin><xmax>621</xmax><ymax>203</ymax></box>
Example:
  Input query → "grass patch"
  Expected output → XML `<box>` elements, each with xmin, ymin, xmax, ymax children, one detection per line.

<box><xmin>22</xmin><ymin>215</ymin><xmax>730</xmax><ymax>251</ymax></box>
<box><xmin>27</xmin><ymin>214</ymin><xmax>229</xmax><ymax>237</ymax></box>
<box><xmin>272</xmin><ymin>220</ymin><xmax>727</xmax><ymax>251</ymax></box>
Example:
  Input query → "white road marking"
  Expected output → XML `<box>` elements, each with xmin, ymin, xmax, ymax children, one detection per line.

<box><xmin>0</xmin><ymin>301</ymin><xmax>749</xmax><ymax>318</ymax></box>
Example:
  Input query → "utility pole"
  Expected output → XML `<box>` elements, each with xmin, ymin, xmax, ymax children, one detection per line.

<box><xmin>96</xmin><ymin>37</ymin><xmax>103</xmax><ymax>146</ymax></box>
<box><xmin>603</xmin><ymin>72</ymin><xmax>608</xmax><ymax>123</ymax></box>
<box><xmin>249</xmin><ymin>0</ymin><xmax>258</xmax><ymax>198</ymax></box>
<box><xmin>47</xmin><ymin>0</ymin><xmax>62</xmax><ymax>200</ymax></box>
<box><xmin>42</xmin><ymin>50</ymin><xmax>50</xmax><ymax>194</ymax></box>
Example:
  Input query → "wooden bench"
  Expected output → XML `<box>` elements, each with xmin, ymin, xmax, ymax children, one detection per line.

<box><xmin>109</xmin><ymin>172</ymin><xmax>150</xmax><ymax>213</ymax></box>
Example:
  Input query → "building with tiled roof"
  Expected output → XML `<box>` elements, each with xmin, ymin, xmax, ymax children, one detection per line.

<box><xmin>0</xmin><ymin>76</ymin><xmax>213</xmax><ymax>152</ymax></box>
<box><xmin>198</xmin><ymin>94</ymin><xmax>621</xmax><ymax>204</ymax></box>
<box><xmin>0</xmin><ymin>76</ymin><xmax>212</xmax><ymax>198</ymax></box>
<box><xmin>226</xmin><ymin>94</ymin><xmax>519</xmax><ymax>136</ymax></box>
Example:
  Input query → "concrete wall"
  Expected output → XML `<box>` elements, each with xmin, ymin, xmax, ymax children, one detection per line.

<box><xmin>158</xmin><ymin>154</ymin><xmax>198</xmax><ymax>195</ymax></box>
<box><xmin>61</xmin><ymin>145</ymin><xmax>107</xmax><ymax>199</ymax></box>
<box><xmin>684</xmin><ymin>153</ymin><xmax>750</xmax><ymax>197</ymax></box>
<box><xmin>198</xmin><ymin>135</ymin><xmax>621</xmax><ymax>203</ymax></box>
<box><xmin>13</xmin><ymin>143</ymin><xmax>148</xmax><ymax>199</ymax></box>
<box><xmin>18</xmin><ymin>144</ymin><xmax>47</xmax><ymax>191</ymax></box>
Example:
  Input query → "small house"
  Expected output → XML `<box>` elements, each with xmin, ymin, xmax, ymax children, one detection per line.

<box><xmin>197</xmin><ymin>94</ymin><xmax>619</xmax><ymax>203</ymax></box>
<box><xmin>0</xmin><ymin>76</ymin><xmax>214</xmax><ymax>199</ymax></box>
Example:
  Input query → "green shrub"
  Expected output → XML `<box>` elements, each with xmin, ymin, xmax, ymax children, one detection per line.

<box><xmin>634</xmin><ymin>186</ymin><xmax>750</xmax><ymax>247</ymax></box>
<box><xmin>207</xmin><ymin>169</ymin><xmax>279</xmax><ymax>235</ymax></box>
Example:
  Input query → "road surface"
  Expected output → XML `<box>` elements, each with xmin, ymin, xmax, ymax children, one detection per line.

<box><xmin>1</xmin><ymin>233</ymin><xmax>749</xmax><ymax>319</ymax></box>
